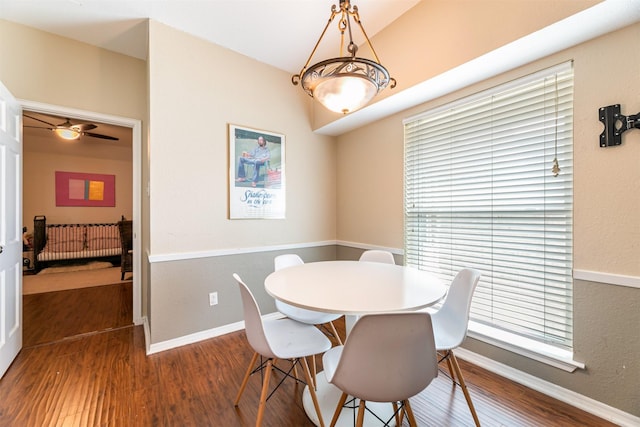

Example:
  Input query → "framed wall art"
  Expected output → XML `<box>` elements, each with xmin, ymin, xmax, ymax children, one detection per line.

<box><xmin>55</xmin><ymin>171</ymin><xmax>116</xmax><ymax>207</ymax></box>
<box><xmin>229</xmin><ymin>124</ymin><xmax>285</xmax><ymax>219</ymax></box>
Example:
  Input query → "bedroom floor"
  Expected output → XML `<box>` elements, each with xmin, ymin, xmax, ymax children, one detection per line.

<box><xmin>23</xmin><ymin>262</ymin><xmax>131</xmax><ymax>294</ymax></box>
<box><xmin>22</xmin><ymin>263</ymin><xmax>133</xmax><ymax>347</ymax></box>
<box><xmin>23</xmin><ymin>281</ymin><xmax>133</xmax><ymax>347</ymax></box>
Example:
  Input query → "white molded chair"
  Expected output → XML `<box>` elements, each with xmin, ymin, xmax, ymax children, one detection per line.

<box><xmin>358</xmin><ymin>250</ymin><xmax>395</xmax><ymax>264</ymax></box>
<box><xmin>432</xmin><ymin>268</ymin><xmax>482</xmax><ymax>427</ymax></box>
<box><xmin>322</xmin><ymin>312</ymin><xmax>438</xmax><ymax>427</ymax></box>
<box><xmin>233</xmin><ymin>273</ymin><xmax>331</xmax><ymax>427</ymax></box>
<box><xmin>274</xmin><ymin>254</ymin><xmax>343</xmax><ymax>345</ymax></box>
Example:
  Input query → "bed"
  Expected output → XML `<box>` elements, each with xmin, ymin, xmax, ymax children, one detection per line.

<box><xmin>32</xmin><ymin>215</ymin><xmax>123</xmax><ymax>273</ymax></box>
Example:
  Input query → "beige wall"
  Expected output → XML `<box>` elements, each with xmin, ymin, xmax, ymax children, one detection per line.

<box><xmin>0</xmin><ymin>21</ymin><xmax>146</xmax><ymax>121</ymax></box>
<box><xmin>23</xmin><ymin>134</ymin><xmax>133</xmax><ymax>226</ymax></box>
<box><xmin>146</xmin><ymin>21</ymin><xmax>337</xmax><ymax>342</ymax></box>
<box><xmin>147</xmin><ymin>21</ymin><xmax>336</xmax><ymax>255</ymax></box>
<box><xmin>336</xmin><ymin>19</ymin><xmax>640</xmax><ymax>417</ymax></box>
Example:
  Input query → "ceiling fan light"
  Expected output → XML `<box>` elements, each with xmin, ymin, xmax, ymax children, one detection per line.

<box><xmin>54</xmin><ymin>127</ymin><xmax>80</xmax><ymax>140</ymax></box>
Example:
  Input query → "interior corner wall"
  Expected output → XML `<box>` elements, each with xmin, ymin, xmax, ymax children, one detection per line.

<box><xmin>335</xmin><ymin>22</ymin><xmax>640</xmax><ymax>417</ymax></box>
<box><xmin>146</xmin><ymin>21</ymin><xmax>337</xmax><ymax>345</ymax></box>
<box><xmin>0</xmin><ymin>20</ymin><xmax>146</xmax><ymax>121</ymax></box>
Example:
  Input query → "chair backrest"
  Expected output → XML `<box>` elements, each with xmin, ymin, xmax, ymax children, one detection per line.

<box><xmin>233</xmin><ymin>273</ymin><xmax>275</xmax><ymax>358</ymax></box>
<box><xmin>329</xmin><ymin>312</ymin><xmax>437</xmax><ymax>403</ymax></box>
<box><xmin>358</xmin><ymin>250</ymin><xmax>395</xmax><ymax>264</ymax></box>
<box><xmin>432</xmin><ymin>268</ymin><xmax>482</xmax><ymax>348</ymax></box>
<box><xmin>273</xmin><ymin>254</ymin><xmax>304</xmax><ymax>315</ymax></box>
<box><xmin>274</xmin><ymin>253</ymin><xmax>304</xmax><ymax>270</ymax></box>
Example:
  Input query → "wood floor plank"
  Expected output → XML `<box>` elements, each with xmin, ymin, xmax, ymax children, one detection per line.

<box><xmin>0</xmin><ymin>284</ymin><xmax>619</xmax><ymax>427</ymax></box>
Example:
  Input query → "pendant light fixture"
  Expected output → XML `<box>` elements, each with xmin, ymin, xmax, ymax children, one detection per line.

<box><xmin>291</xmin><ymin>0</ymin><xmax>396</xmax><ymax>115</ymax></box>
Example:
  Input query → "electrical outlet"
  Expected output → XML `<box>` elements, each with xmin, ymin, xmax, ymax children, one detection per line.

<box><xmin>209</xmin><ymin>292</ymin><xmax>218</xmax><ymax>306</ymax></box>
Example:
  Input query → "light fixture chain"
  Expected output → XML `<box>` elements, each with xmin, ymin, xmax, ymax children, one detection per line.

<box><xmin>293</xmin><ymin>7</ymin><xmax>339</xmax><ymax>82</ymax></box>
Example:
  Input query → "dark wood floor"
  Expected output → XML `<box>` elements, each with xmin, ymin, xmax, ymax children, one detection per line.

<box><xmin>0</xmin><ymin>284</ymin><xmax>616</xmax><ymax>426</ymax></box>
<box><xmin>22</xmin><ymin>282</ymin><xmax>132</xmax><ymax>348</ymax></box>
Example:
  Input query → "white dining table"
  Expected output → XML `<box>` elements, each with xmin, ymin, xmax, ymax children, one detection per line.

<box><xmin>264</xmin><ymin>260</ymin><xmax>447</xmax><ymax>427</ymax></box>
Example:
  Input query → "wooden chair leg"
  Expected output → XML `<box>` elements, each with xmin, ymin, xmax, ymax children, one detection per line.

<box><xmin>450</xmin><ymin>351</ymin><xmax>481</xmax><ymax>427</ymax></box>
<box><xmin>330</xmin><ymin>392</ymin><xmax>349</xmax><ymax>427</ymax></box>
<box><xmin>356</xmin><ymin>400</ymin><xmax>366</xmax><ymax>427</ymax></box>
<box><xmin>300</xmin><ymin>356</ymin><xmax>325</xmax><ymax>427</ymax></box>
<box><xmin>392</xmin><ymin>402</ymin><xmax>401</xmax><ymax>426</ymax></box>
<box><xmin>255</xmin><ymin>359</ymin><xmax>274</xmax><ymax>427</ymax></box>
<box><xmin>445</xmin><ymin>352</ymin><xmax>455</xmax><ymax>378</ymax></box>
<box><xmin>327</xmin><ymin>321</ymin><xmax>343</xmax><ymax>345</ymax></box>
<box><xmin>404</xmin><ymin>399</ymin><xmax>418</xmax><ymax>426</ymax></box>
<box><xmin>311</xmin><ymin>355</ymin><xmax>318</xmax><ymax>389</ymax></box>
<box><xmin>234</xmin><ymin>352</ymin><xmax>259</xmax><ymax>406</ymax></box>
<box><xmin>289</xmin><ymin>359</ymin><xmax>299</xmax><ymax>381</ymax></box>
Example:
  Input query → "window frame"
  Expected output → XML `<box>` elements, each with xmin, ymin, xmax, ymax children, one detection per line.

<box><xmin>403</xmin><ymin>62</ymin><xmax>581</xmax><ymax>370</ymax></box>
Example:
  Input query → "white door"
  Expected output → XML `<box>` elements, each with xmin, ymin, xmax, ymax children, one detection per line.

<box><xmin>0</xmin><ymin>80</ymin><xmax>22</xmax><ymax>378</ymax></box>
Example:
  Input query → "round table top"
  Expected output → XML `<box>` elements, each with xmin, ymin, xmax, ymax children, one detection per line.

<box><xmin>264</xmin><ymin>260</ymin><xmax>446</xmax><ymax>315</ymax></box>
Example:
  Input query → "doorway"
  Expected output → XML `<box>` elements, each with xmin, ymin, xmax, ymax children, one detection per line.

<box><xmin>20</xmin><ymin>100</ymin><xmax>142</xmax><ymax>325</ymax></box>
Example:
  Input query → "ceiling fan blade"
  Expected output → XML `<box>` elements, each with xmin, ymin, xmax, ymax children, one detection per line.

<box><xmin>24</xmin><ymin>114</ymin><xmax>56</xmax><ymax>127</ymax></box>
<box><xmin>82</xmin><ymin>132</ymin><xmax>119</xmax><ymax>141</ymax></box>
<box><xmin>24</xmin><ymin>125</ymin><xmax>53</xmax><ymax>130</ymax></box>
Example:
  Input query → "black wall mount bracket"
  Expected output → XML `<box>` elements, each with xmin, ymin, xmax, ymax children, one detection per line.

<box><xmin>599</xmin><ymin>104</ymin><xmax>640</xmax><ymax>147</ymax></box>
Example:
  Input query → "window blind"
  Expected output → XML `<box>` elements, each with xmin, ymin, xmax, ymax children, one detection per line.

<box><xmin>404</xmin><ymin>62</ymin><xmax>574</xmax><ymax>350</ymax></box>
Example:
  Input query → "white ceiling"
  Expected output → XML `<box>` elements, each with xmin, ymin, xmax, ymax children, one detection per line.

<box><xmin>0</xmin><ymin>0</ymin><xmax>420</xmax><ymax>74</ymax></box>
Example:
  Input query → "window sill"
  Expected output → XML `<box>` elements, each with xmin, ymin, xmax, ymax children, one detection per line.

<box><xmin>466</xmin><ymin>321</ymin><xmax>585</xmax><ymax>373</ymax></box>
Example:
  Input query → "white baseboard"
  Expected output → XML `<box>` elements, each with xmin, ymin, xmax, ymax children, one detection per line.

<box><xmin>145</xmin><ymin>312</ymin><xmax>284</xmax><ymax>355</ymax></box>
<box><xmin>455</xmin><ymin>347</ymin><xmax>640</xmax><ymax>427</ymax></box>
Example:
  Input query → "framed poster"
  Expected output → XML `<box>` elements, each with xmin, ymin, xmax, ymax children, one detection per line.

<box><xmin>55</xmin><ymin>171</ymin><xmax>116</xmax><ymax>207</ymax></box>
<box><xmin>229</xmin><ymin>124</ymin><xmax>285</xmax><ymax>219</ymax></box>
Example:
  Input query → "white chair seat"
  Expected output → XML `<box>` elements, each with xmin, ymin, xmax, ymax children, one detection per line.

<box><xmin>431</xmin><ymin>318</ymin><xmax>460</xmax><ymax>351</ymax></box>
<box><xmin>263</xmin><ymin>318</ymin><xmax>332</xmax><ymax>359</ymax></box>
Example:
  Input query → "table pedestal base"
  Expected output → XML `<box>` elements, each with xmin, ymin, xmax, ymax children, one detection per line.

<box><xmin>302</xmin><ymin>372</ymin><xmax>396</xmax><ymax>427</ymax></box>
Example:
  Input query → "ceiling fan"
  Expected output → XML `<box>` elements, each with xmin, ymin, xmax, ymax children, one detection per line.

<box><xmin>23</xmin><ymin>114</ymin><xmax>119</xmax><ymax>141</ymax></box>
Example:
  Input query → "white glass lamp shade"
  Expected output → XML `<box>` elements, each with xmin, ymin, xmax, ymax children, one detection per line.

<box><xmin>314</xmin><ymin>75</ymin><xmax>377</xmax><ymax>114</ymax></box>
<box><xmin>54</xmin><ymin>127</ymin><xmax>80</xmax><ymax>140</ymax></box>
<box><xmin>300</xmin><ymin>58</ymin><xmax>391</xmax><ymax>115</ymax></box>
